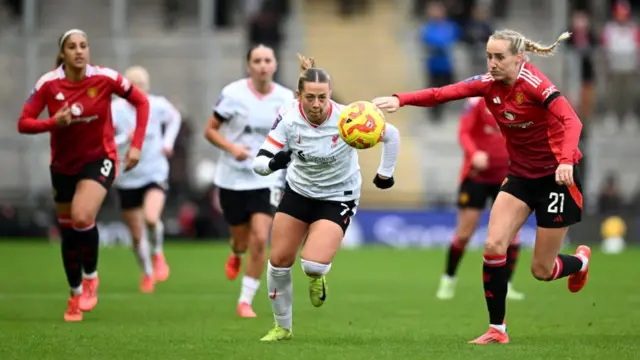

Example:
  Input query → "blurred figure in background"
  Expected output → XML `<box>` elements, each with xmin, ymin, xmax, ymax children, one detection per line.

<box><xmin>167</xmin><ymin>97</ymin><xmax>193</xmax><ymax>202</ymax></box>
<box><xmin>463</xmin><ymin>2</ymin><xmax>494</xmax><ymax>77</ymax></box>
<box><xmin>245</xmin><ymin>0</ymin><xmax>291</xmax><ymax>83</ymax></box>
<box><xmin>336</xmin><ymin>0</ymin><xmax>370</xmax><ymax>17</ymax></box>
<box><xmin>597</xmin><ymin>172</ymin><xmax>623</xmax><ymax>215</ymax></box>
<box><xmin>567</xmin><ymin>10</ymin><xmax>596</xmax><ymax>130</ymax></box>
<box><xmin>601</xmin><ymin>1</ymin><xmax>640</xmax><ymax>132</ymax></box>
<box><xmin>419</xmin><ymin>1</ymin><xmax>460</xmax><ymax>123</ymax></box>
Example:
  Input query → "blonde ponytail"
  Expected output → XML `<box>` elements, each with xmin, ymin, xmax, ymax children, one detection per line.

<box><xmin>297</xmin><ymin>53</ymin><xmax>316</xmax><ymax>71</ymax></box>
<box><xmin>490</xmin><ymin>29</ymin><xmax>572</xmax><ymax>57</ymax></box>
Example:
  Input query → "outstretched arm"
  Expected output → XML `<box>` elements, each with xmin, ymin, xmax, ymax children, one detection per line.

<box><xmin>394</xmin><ymin>74</ymin><xmax>493</xmax><ymax>107</ymax></box>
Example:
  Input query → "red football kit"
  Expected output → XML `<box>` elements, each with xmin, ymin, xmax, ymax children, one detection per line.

<box><xmin>395</xmin><ymin>62</ymin><xmax>583</xmax><ymax>179</ymax></box>
<box><xmin>18</xmin><ymin>64</ymin><xmax>150</xmax><ymax>175</ymax></box>
<box><xmin>458</xmin><ymin>97</ymin><xmax>509</xmax><ymax>184</ymax></box>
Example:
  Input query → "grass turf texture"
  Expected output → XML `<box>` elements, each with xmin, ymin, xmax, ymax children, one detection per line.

<box><xmin>0</xmin><ymin>241</ymin><xmax>638</xmax><ymax>359</ymax></box>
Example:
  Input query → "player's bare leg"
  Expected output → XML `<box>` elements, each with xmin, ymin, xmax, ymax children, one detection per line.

<box><xmin>531</xmin><ymin>227</ymin><xmax>590</xmax><ymax>292</ymax></box>
<box><xmin>122</xmin><ymin>208</ymin><xmax>154</xmax><ymax>293</ymax></box>
<box><xmin>237</xmin><ymin>213</ymin><xmax>272</xmax><ymax>318</ymax></box>
<box><xmin>469</xmin><ymin>192</ymin><xmax>530</xmax><ymax>345</ymax></box>
<box><xmin>143</xmin><ymin>188</ymin><xmax>170</xmax><ymax>281</ymax></box>
<box><xmin>72</xmin><ymin>179</ymin><xmax>108</xmax><ymax>313</ymax></box>
<box><xmin>300</xmin><ymin>220</ymin><xmax>343</xmax><ymax>308</ymax></box>
<box><xmin>226</xmin><ymin>225</ymin><xmax>250</xmax><ymax>280</ymax></box>
<box><xmin>261</xmin><ymin>213</ymin><xmax>308</xmax><ymax>341</ymax></box>
<box><xmin>56</xmin><ymin>203</ymin><xmax>83</xmax><ymax>322</ymax></box>
<box><xmin>438</xmin><ymin>208</ymin><xmax>479</xmax><ymax>299</ymax></box>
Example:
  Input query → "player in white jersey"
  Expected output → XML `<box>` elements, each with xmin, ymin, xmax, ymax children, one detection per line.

<box><xmin>112</xmin><ymin>66</ymin><xmax>182</xmax><ymax>293</ymax></box>
<box><xmin>204</xmin><ymin>45</ymin><xmax>295</xmax><ymax>317</ymax></box>
<box><xmin>252</xmin><ymin>54</ymin><xmax>400</xmax><ymax>341</ymax></box>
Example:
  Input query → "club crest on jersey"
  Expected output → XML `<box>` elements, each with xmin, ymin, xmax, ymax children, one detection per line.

<box><xmin>503</xmin><ymin>111</ymin><xmax>515</xmax><ymax>121</ymax></box>
<box><xmin>331</xmin><ymin>135</ymin><xmax>339</xmax><ymax>148</ymax></box>
<box><xmin>71</xmin><ymin>103</ymin><xmax>84</xmax><ymax>116</ymax></box>
<box><xmin>87</xmin><ymin>87</ymin><xmax>98</xmax><ymax>98</ymax></box>
<box><xmin>515</xmin><ymin>92</ymin><xmax>524</xmax><ymax>105</ymax></box>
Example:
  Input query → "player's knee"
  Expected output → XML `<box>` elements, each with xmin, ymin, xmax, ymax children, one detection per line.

<box><xmin>530</xmin><ymin>262</ymin><xmax>553</xmax><ymax>281</ymax></box>
<box><xmin>300</xmin><ymin>258</ymin><xmax>332</xmax><ymax>277</ymax></box>
<box><xmin>484</xmin><ymin>237</ymin><xmax>508</xmax><ymax>255</ymax></box>
<box><xmin>249</xmin><ymin>232</ymin><xmax>268</xmax><ymax>255</ymax></box>
<box><xmin>70</xmin><ymin>210</ymin><xmax>96</xmax><ymax>229</ymax></box>
<box><xmin>269</xmin><ymin>252</ymin><xmax>296</xmax><ymax>268</ymax></box>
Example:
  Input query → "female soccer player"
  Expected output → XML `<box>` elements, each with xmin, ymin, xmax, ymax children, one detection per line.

<box><xmin>204</xmin><ymin>44</ymin><xmax>294</xmax><ymax>317</ymax></box>
<box><xmin>373</xmin><ymin>29</ymin><xmax>591</xmax><ymax>344</ymax></box>
<box><xmin>112</xmin><ymin>66</ymin><xmax>182</xmax><ymax>293</ymax></box>
<box><xmin>17</xmin><ymin>29</ymin><xmax>149</xmax><ymax>322</ymax></box>
<box><xmin>252</xmin><ymin>54</ymin><xmax>401</xmax><ymax>341</ymax></box>
<box><xmin>437</xmin><ymin>96</ymin><xmax>524</xmax><ymax>301</ymax></box>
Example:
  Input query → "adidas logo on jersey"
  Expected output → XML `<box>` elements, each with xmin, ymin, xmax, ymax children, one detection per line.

<box><xmin>55</xmin><ymin>92</ymin><xmax>65</xmax><ymax>101</ymax></box>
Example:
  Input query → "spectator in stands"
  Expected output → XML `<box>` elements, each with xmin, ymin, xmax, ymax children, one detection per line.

<box><xmin>463</xmin><ymin>2</ymin><xmax>493</xmax><ymax>77</ymax></box>
<box><xmin>337</xmin><ymin>0</ymin><xmax>370</xmax><ymax>17</ymax></box>
<box><xmin>567</xmin><ymin>10</ymin><xmax>596</xmax><ymax>128</ymax></box>
<box><xmin>419</xmin><ymin>1</ymin><xmax>460</xmax><ymax>123</ymax></box>
<box><xmin>167</xmin><ymin>98</ymin><xmax>192</xmax><ymax>202</ymax></box>
<box><xmin>601</xmin><ymin>1</ymin><xmax>640</xmax><ymax>132</ymax></box>
<box><xmin>245</xmin><ymin>0</ymin><xmax>290</xmax><ymax>82</ymax></box>
<box><xmin>598</xmin><ymin>172</ymin><xmax>624</xmax><ymax>215</ymax></box>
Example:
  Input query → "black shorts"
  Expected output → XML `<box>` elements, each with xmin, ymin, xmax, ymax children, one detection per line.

<box><xmin>218</xmin><ymin>187</ymin><xmax>278</xmax><ymax>226</ymax></box>
<box><xmin>50</xmin><ymin>157</ymin><xmax>116</xmax><ymax>203</ymax></box>
<box><xmin>500</xmin><ymin>166</ymin><xmax>583</xmax><ymax>228</ymax></box>
<box><xmin>457</xmin><ymin>178</ymin><xmax>501</xmax><ymax>210</ymax></box>
<box><xmin>277</xmin><ymin>185</ymin><xmax>358</xmax><ymax>234</ymax></box>
<box><xmin>117</xmin><ymin>182</ymin><xmax>167</xmax><ymax>210</ymax></box>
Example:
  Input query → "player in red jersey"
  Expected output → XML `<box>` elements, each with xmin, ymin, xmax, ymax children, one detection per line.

<box><xmin>373</xmin><ymin>29</ymin><xmax>592</xmax><ymax>344</ymax></box>
<box><xmin>436</xmin><ymin>97</ymin><xmax>524</xmax><ymax>302</ymax></box>
<box><xmin>17</xmin><ymin>29</ymin><xmax>150</xmax><ymax>322</ymax></box>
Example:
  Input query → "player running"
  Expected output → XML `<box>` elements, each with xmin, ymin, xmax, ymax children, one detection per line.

<box><xmin>373</xmin><ymin>29</ymin><xmax>591</xmax><ymax>344</ymax></box>
<box><xmin>112</xmin><ymin>66</ymin><xmax>182</xmax><ymax>293</ymax></box>
<box><xmin>204</xmin><ymin>45</ymin><xmax>294</xmax><ymax>317</ymax></box>
<box><xmin>436</xmin><ymin>97</ymin><xmax>524</xmax><ymax>301</ymax></box>
<box><xmin>253</xmin><ymin>54</ymin><xmax>401</xmax><ymax>341</ymax></box>
<box><xmin>17</xmin><ymin>29</ymin><xmax>149</xmax><ymax>321</ymax></box>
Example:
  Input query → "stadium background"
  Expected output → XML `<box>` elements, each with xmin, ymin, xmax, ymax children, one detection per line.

<box><xmin>0</xmin><ymin>0</ymin><xmax>636</xmax><ymax>248</ymax></box>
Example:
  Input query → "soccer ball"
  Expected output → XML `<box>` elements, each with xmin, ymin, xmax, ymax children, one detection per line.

<box><xmin>338</xmin><ymin>101</ymin><xmax>386</xmax><ymax>149</ymax></box>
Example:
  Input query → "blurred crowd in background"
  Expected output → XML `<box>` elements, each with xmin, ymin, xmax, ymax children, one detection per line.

<box><xmin>0</xmin><ymin>0</ymin><xmax>638</xmax><ymax>241</ymax></box>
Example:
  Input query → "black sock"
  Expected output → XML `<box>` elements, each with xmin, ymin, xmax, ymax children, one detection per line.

<box><xmin>445</xmin><ymin>236</ymin><xmax>466</xmax><ymax>277</ymax></box>
<box><xmin>548</xmin><ymin>254</ymin><xmax>583</xmax><ymax>280</ymax></box>
<box><xmin>60</xmin><ymin>227</ymin><xmax>82</xmax><ymax>291</ymax></box>
<box><xmin>482</xmin><ymin>253</ymin><xmax>508</xmax><ymax>325</ymax></box>
<box><xmin>506</xmin><ymin>243</ymin><xmax>520</xmax><ymax>282</ymax></box>
<box><xmin>74</xmin><ymin>225</ymin><xmax>100</xmax><ymax>275</ymax></box>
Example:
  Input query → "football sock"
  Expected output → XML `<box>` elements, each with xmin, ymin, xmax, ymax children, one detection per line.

<box><xmin>445</xmin><ymin>236</ymin><xmax>467</xmax><ymax>277</ymax></box>
<box><xmin>239</xmin><ymin>275</ymin><xmax>260</xmax><ymax>305</ymax></box>
<box><xmin>546</xmin><ymin>254</ymin><xmax>586</xmax><ymax>280</ymax></box>
<box><xmin>133</xmin><ymin>237</ymin><xmax>153</xmax><ymax>276</ymax></box>
<box><xmin>267</xmin><ymin>261</ymin><xmax>293</xmax><ymax>330</ymax></box>
<box><xmin>60</xmin><ymin>226</ymin><xmax>82</xmax><ymax>295</ymax></box>
<box><xmin>147</xmin><ymin>221</ymin><xmax>164</xmax><ymax>255</ymax></box>
<box><xmin>74</xmin><ymin>223</ymin><xmax>99</xmax><ymax>276</ymax></box>
<box><xmin>505</xmin><ymin>242</ymin><xmax>520</xmax><ymax>282</ymax></box>
<box><xmin>482</xmin><ymin>253</ymin><xmax>508</xmax><ymax>327</ymax></box>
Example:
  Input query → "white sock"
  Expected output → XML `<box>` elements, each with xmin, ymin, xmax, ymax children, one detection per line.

<box><xmin>239</xmin><ymin>276</ymin><xmax>260</xmax><ymax>305</ymax></box>
<box><xmin>490</xmin><ymin>324</ymin><xmax>507</xmax><ymax>333</ymax></box>
<box><xmin>71</xmin><ymin>285</ymin><xmax>83</xmax><ymax>296</ymax></box>
<box><xmin>133</xmin><ymin>238</ymin><xmax>153</xmax><ymax>276</ymax></box>
<box><xmin>147</xmin><ymin>221</ymin><xmax>164</xmax><ymax>255</ymax></box>
<box><xmin>83</xmin><ymin>271</ymin><xmax>98</xmax><ymax>279</ymax></box>
<box><xmin>300</xmin><ymin>259</ymin><xmax>332</xmax><ymax>277</ymax></box>
<box><xmin>267</xmin><ymin>262</ymin><xmax>293</xmax><ymax>330</ymax></box>
<box><xmin>576</xmin><ymin>253</ymin><xmax>589</xmax><ymax>271</ymax></box>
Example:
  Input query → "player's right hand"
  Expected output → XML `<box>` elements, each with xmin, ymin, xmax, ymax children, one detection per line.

<box><xmin>372</xmin><ymin>96</ymin><xmax>400</xmax><ymax>113</ymax></box>
<box><xmin>54</xmin><ymin>103</ymin><xmax>72</xmax><ymax>127</ymax></box>
<box><xmin>230</xmin><ymin>144</ymin><xmax>252</xmax><ymax>161</ymax></box>
<box><xmin>471</xmin><ymin>151</ymin><xmax>489</xmax><ymax>170</ymax></box>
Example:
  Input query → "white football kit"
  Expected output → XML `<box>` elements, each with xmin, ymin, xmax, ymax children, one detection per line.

<box><xmin>253</xmin><ymin>100</ymin><xmax>400</xmax><ymax>202</ymax></box>
<box><xmin>212</xmin><ymin>79</ymin><xmax>295</xmax><ymax>191</ymax></box>
<box><xmin>112</xmin><ymin>94</ymin><xmax>182</xmax><ymax>189</ymax></box>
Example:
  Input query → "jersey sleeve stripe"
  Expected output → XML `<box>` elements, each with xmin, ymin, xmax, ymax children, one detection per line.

<box><xmin>543</xmin><ymin>92</ymin><xmax>560</xmax><ymax>107</ymax></box>
<box><xmin>519</xmin><ymin>73</ymin><xmax>541</xmax><ymax>88</ymax></box>
<box><xmin>520</xmin><ymin>69</ymin><xmax>542</xmax><ymax>84</ymax></box>
<box><xmin>267</xmin><ymin>136</ymin><xmax>284</xmax><ymax>149</ymax></box>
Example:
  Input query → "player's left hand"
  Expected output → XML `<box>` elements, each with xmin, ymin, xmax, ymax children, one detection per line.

<box><xmin>555</xmin><ymin>164</ymin><xmax>574</xmax><ymax>187</ymax></box>
<box><xmin>162</xmin><ymin>147</ymin><xmax>174</xmax><ymax>158</ymax></box>
<box><xmin>124</xmin><ymin>147</ymin><xmax>141</xmax><ymax>172</ymax></box>
<box><xmin>371</xmin><ymin>96</ymin><xmax>400</xmax><ymax>113</ymax></box>
<box><xmin>373</xmin><ymin>174</ymin><xmax>394</xmax><ymax>189</ymax></box>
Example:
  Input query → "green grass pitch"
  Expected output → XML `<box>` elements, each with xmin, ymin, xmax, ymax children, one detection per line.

<box><xmin>0</xmin><ymin>241</ymin><xmax>638</xmax><ymax>359</ymax></box>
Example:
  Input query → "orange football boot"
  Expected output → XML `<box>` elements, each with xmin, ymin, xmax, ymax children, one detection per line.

<box><xmin>225</xmin><ymin>254</ymin><xmax>241</xmax><ymax>280</ymax></box>
<box><xmin>237</xmin><ymin>302</ymin><xmax>257</xmax><ymax>318</ymax></box>
<box><xmin>469</xmin><ymin>327</ymin><xmax>510</xmax><ymax>344</ymax></box>
<box><xmin>64</xmin><ymin>294</ymin><xmax>83</xmax><ymax>322</ymax></box>
<box><xmin>568</xmin><ymin>245</ymin><xmax>591</xmax><ymax>293</ymax></box>
<box><xmin>79</xmin><ymin>277</ymin><xmax>99</xmax><ymax>312</ymax></box>
<box><xmin>153</xmin><ymin>253</ymin><xmax>170</xmax><ymax>282</ymax></box>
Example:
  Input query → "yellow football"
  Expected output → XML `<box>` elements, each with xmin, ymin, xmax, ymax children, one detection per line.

<box><xmin>338</xmin><ymin>101</ymin><xmax>386</xmax><ymax>149</ymax></box>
